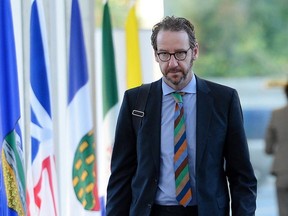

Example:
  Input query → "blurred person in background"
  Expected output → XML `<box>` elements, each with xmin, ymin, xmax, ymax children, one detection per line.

<box><xmin>265</xmin><ymin>82</ymin><xmax>288</xmax><ymax>216</ymax></box>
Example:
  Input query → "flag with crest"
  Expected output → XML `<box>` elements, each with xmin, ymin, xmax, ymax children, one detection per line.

<box><xmin>0</xmin><ymin>0</ymin><xmax>26</xmax><ymax>215</ymax></box>
<box><xmin>63</xmin><ymin>0</ymin><xmax>100</xmax><ymax>215</ymax></box>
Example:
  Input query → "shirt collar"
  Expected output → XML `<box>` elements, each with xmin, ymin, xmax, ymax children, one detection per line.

<box><xmin>162</xmin><ymin>73</ymin><xmax>197</xmax><ymax>96</ymax></box>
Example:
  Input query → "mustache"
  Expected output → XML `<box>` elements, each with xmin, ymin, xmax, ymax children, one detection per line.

<box><xmin>167</xmin><ymin>67</ymin><xmax>183</xmax><ymax>73</ymax></box>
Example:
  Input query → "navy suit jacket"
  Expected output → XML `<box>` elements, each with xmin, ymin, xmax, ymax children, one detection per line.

<box><xmin>106</xmin><ymin>76</ymin><xmax>257</xmax><ymax>216</ymax></box>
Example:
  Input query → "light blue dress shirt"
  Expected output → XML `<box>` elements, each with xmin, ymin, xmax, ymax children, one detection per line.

<box><xmin>155</xmin><ymin>74</ymin><xmax>197</xmax><ymax>206</ymax></box>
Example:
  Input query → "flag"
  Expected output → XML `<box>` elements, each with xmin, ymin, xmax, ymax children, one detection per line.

<box><xmin>100</xmin><ymin>1</ymin><xmax>119</xmax><ymax>214</ymax></box>
<box><xmin>125</xmin><ymin>3</ymin><xmax>142</xmax><ymax>89</ymax></box>
<box><xmin>0</xmin><ymin>0</ymin><xmax>26</xmax><ymax>215</ymax></box>
<box><xmin>26</xmin><ymin>0</ymin><xmax>59</xmax><ymax>215</ymax></box>
<box><xmin>63</xmin><ymin>0</ymin><xmax>100</xmax><ymax>215</ymax></box>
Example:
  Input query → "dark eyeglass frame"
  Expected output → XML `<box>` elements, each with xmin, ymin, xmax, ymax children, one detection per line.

<box><xmin>157</xmin><ymin>47</ymin><xmax>192</xmax><ymax>62</ymax></box>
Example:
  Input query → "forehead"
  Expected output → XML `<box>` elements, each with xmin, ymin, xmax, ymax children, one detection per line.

<box><xmin>156</xmin><ymin>30</ymin><xmax>189</xmax><ymax>50</ymax></box>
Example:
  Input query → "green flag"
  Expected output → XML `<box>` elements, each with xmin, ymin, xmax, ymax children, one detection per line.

<box><xmin>99</xmin><ymin>1</ymin><xmax>119</xmax><ymax>210</ymax></box>
<box><xmin>102</xmin><ymin>2</ymin><xmax>118</xmax><ymax>117</ymax></box>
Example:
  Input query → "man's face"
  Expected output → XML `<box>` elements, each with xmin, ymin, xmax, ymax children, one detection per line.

<box><xmin>154</xmin><ymin>30</ymin><xmax>198</xmax><ymax>90</ymax></box>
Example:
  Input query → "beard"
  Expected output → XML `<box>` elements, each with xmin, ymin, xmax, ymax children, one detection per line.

<box><xmin>164</xmin><ymin>70</ymin><xmax>188</xmax><ymax>86</ymax></box>
<box><xmin>163</xmin><ymin>60</ymin><xmax>194</xmax><ymax>86</ymax></box>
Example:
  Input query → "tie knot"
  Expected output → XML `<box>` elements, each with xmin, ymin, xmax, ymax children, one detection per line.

<box><xmin>172</xmin><ymin>92</ymin><xmax>184</xmax><ymax>103</ymax></box>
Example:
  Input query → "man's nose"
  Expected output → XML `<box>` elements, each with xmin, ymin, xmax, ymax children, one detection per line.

<box><xmin>168</xmin><ymin>54</ymin><xmax>178</xmax><ymax>66</ymax></box>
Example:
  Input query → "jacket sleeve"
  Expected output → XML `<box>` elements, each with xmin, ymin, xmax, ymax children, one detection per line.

<box><xmin>106</xmin><ymin>90</ymin><xmax>137</xmax><ymax>216</ymax></box>
<box><xmin>224</xmin><ymin>90</ymin><xmax>257</xmax><ymax>216</ymax></box>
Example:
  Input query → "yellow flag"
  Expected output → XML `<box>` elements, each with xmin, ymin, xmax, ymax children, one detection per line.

<box><xmin>125</xmin><ymin>4</ymin><xmax>142</xmax><ymax>89</ymax></box>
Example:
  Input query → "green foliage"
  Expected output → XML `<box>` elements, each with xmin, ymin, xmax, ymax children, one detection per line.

<box><xmin>94</xmin><ymin>0</ymin><xmax>287</xmax><ymax>77</ymax></box>
<box><xmin>164</xmin><ymin>0</ymin><xmax>288</xmax><ymax>77</ymax></box>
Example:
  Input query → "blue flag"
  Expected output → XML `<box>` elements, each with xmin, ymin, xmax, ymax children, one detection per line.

<box><xmin>0</xmin><ymin>0</ymin><xmax>26</xmax><ymax>215</ymax></box>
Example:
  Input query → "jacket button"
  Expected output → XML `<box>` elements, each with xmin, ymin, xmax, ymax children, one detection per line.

<box><xmin>154</xmin><ymin>179</ymin><xmax>158</xmax><ymax>183</ymax></box>
<box><xmin>147</xmin><ymin>204</ymin><xmax>152</xmax><ymax>208</ymax></box>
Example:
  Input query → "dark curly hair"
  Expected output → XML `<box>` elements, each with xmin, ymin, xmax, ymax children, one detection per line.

<box><xmin>151</xmin><ymin>16</ymin><xmax>197</xmax><ymax>51</ymax></box>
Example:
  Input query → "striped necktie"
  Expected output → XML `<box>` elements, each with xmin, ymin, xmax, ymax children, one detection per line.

<box><xmin>172</xmin><ymin>92</ymin><xmax>192</xmax><ymax>207</ymax></box>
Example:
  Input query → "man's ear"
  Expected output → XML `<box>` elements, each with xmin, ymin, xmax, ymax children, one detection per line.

<box><xmin>192</xmin><ymin>43</ymin><xmax>199</xmax><ymax>60</ymax></box>
<box><xmin>154</xmin><ymin>51</ymin><xmax>159</xmax><ymax>63</ymax></box>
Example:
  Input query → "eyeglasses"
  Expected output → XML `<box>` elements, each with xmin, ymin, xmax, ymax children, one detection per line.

<box><xmin>157</xmin><ymin>47</ymin><xmax>192</xmax><ymax>62</ymax></box>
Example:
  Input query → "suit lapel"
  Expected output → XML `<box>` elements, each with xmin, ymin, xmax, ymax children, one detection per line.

<box><xmin>195</xmin><ymin>77</ymin><xmax>214</xmax><ymax>172</ymax></box>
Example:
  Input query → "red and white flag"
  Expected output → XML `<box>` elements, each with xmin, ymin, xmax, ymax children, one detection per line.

<box><xmin>26</xmin><ymin>0</ymin><xmax>58</xmax><ymax>215</ymax></box>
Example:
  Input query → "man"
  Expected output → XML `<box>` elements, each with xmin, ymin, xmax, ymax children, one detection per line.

<box><xmin>106</xmin><ymin>16</ymin><xmax>257</xmax><ymax>216</ymax></box>
<box><xmin>265</xmin><ymin>83</ymin><xmax>288</xmax><ymax>216</ymax></box>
